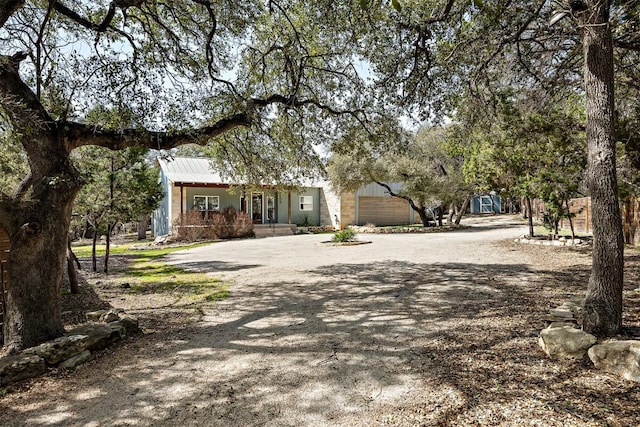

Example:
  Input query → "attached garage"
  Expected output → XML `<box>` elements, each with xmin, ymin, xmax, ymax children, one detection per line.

<box><xmin>358</xmin><ymin>196</ymin><xmax>411</xmax><ymax>226</ymax></box>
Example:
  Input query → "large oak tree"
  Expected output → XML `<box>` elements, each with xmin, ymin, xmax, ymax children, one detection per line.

<box><xmin>0</xmin><ymin>1</ymin><xmax>372</xmax><ymax>353</ymax></box>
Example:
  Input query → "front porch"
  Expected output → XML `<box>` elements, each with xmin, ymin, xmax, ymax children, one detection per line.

<box><xmin>253</xmin><ymin>223</ymin><xmax>296</xmax><ymax>238</ymax></box>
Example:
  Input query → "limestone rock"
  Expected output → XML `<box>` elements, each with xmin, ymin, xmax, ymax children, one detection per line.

<box><xmin>0</xmin><ymin>354</ymin><xmax>46</xmax><ymax>386</ymax></box>
<box><xmin>59</xmin><ymin>350</ymin><xmax>93</xmax><ymax>370</ymax></box>
<box><xmin>67</xmin><ymin>323</ymin><xmax>125</xmax><ymax>351</ymax></box>
<box><xmin>117</xmin><ymin>315</ymin><xmax>139</xmax><ymax>335</ymax></box>
<box><xmin>539</xmin><ymin>324</ymin><xmax>597</xmax><ymax>359</ymax></box>
<box><xmin>86</xmin><ymin>310</ymin><xmax>108</xmax><ymax>321</ymax></box>
<box><xmin>23</xmin><ymin>335</ymin><xmax>90</xmax><ymax>365</ymax></box>
<box><xmin>549</xmin><ymin>308</ymin><xmax>574</xmax><ymax>319</ymax></box>
<box><xmin>101</xmin><ymin>311</ymin><xmax>120</xmax><ymax>323</ymax></box>
<box><xmin>588</xmin><ymin>340</ymin><xmax>640</xmax><ymax>382</ymax></box>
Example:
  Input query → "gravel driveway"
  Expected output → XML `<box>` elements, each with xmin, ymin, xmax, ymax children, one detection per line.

<box><xmin>3</xmin><ymin>215</ymin><xmax>640</xmax><ymax>426</ymax></box>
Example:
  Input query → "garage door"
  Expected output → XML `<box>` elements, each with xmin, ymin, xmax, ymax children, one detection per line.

<box><xmin>358</xmin><ymin>196</ymin><xmax>410</xmax><ymax>226</ymax></box>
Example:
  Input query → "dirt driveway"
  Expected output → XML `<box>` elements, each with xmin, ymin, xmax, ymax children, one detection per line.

<box><xmin>2</xmin><ymin>216</ymin><xmax>640</xmax><ymax>426</ymax></box>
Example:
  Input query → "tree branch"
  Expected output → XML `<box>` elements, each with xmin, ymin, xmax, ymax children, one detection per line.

<box><xmin>63</xmin><ymin>112</ymin><xmax>252</xmax><ymax>151</ymax></box>
<box><xmin>0</xmin><ymin>0</ymin><xmax>24</xmax><ymax>28</ymax></box>
<box><xmin>0</xmin><ymin>54</ymin><xmax>53</xmax><ymax>129</ymax></box>
<box><xmin>614</xmin><ymin>38</ymin><xmax>640</xmax><ymax>52</ymax></box>
<box><xmin>52</xmin><ymin>0</ymin><xmax>141</xmax><ymax>33</ymax></box>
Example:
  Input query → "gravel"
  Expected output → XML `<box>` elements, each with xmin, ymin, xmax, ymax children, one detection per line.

<box><xmin>2</xmin><ymin>215</ymin><xmax>640</xmax><ymax>426</ymax></box>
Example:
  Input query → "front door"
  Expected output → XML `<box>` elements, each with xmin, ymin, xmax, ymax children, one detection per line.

<box><xmin>252</xmin><ymin>193</ymin><xmax>263</xmax><ymax>224</ymax></box>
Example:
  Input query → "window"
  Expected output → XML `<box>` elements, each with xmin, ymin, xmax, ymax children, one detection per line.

<box><xmin>299</xmin><ymin>196</ymin><xmax>313</xmax><ymax>211</ymax></box>
<box><xmin>193</xmin><ymin>195</ymin><xmax>219</xmax><ymax>212</ymax></box>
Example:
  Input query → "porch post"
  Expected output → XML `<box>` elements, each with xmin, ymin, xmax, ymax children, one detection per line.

<box><xmin>288</xmin><ymin>192</ymin><xmax>292</xmax><ymax>224</ymax></box>
<box><xmin>180</xmin><ymin>185</ymin><xmax>184</xmax><ymax>226</ymax></box>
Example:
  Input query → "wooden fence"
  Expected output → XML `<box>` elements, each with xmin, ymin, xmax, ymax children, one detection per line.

<box><xmin>0</xmin><ymin>227</ymin><xmax>9</xmax><ymax>344</ymax></box>
<box><xmin>533</xmin><ymin>197</ymin><xmax>640</xmax><ymax>245</ymax></box>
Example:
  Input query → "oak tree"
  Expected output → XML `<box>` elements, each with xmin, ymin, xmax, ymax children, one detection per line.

<box><xmin>0</xmin><ymin>1</ymin><xmax>371</xmax><ymax>353</ymax></box>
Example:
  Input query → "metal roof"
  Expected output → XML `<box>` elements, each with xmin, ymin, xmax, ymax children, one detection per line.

<box><xmin>158</xmin><ymin>156</ymin><xmax>325</xmax><ymax>188</ymax></box>
<box><xmin>157</xmin><ymin>156</ymin><xmax>226</xmax><ymax>184</ymax></box>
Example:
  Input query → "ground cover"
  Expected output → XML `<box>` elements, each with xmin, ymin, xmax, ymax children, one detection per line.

<box><xmin>3</xmin><ymin>222</ymin><xmax>640</xmax><ymax>426</ymax></box>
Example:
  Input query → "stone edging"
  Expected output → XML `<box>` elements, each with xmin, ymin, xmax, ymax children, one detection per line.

<box><xmin>349</xmin><ymin>225</ymin><xmax>465</xmax><ymax>234</ymax></box>
<box><xmin>515</xmin><ymin>235</ymin><xmax>591</xmax><ymax>247</ymax></box>
<box><xmin>0</xmin><ymin>309</ymin><xmax>138</xmax><ymax>387</ymax></box>
<box><xmin>539</xmin><ymin>302</ymin><xmax>640</xmax><ymax>382</ymax></box>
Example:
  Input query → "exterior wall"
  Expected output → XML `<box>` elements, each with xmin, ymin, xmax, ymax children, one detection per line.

<box><xmin>353</xmin><ymin>182</ymin><xmax>411</xmax><ymax>226</ymax></box>
<box><xmin>319</xmin><ymin>183</ymin><xmax>341</xmax><ymax>228</ymax></box>
<box><xmin>170</xmin><ymin>184</ymin><xmax>183</xmax><ymax>229</ymax></box>
<box><xmin>183</xmin><ymin>186</ymin><xmax>240</xmax><ymax>212</ymax></box>
<box><xmin>276</xmin><ymin>188</ymin><xmax>321</xmax><ymax>226</ymax></box>
<box><xmin>340</xmin><ymin>192</ymin><xmax>357</xmax><ymax>227</ymax></box>
<box><xmin>358</xmin><ymin>196</ymin><xmax>411</xmax><ymax>226</ymax></box>
<box><xmin>356</xmin><ymin>182</ymin><xmax>403</xmax><ymax>197</ymax></box>
<box><xmin>152</xmin><ymin>170</ymin><xmax>171</xmax><ymax>236</ymax></box>
<box><xmin>471</xmin><ymin>195</ymin><xmax>502</xmax><ymax>214</ymax></box>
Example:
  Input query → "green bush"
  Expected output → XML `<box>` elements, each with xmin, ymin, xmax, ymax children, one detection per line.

<box><xmin>332</xmin><ymin>228</ymin><xmax>356</xmax><ymax>242</ymax></box>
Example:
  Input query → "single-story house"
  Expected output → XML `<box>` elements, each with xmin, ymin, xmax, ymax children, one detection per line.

<box><xmin>151</xmin><ymin>157</ymin><xmax>503</xmax><ymax>236</ymax></box>
<box><xmin>151</xmin><ymin>156</ymin><xmax>327</xmax><ymax>236</ymax></box>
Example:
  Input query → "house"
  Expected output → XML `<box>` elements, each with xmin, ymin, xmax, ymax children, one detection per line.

<box><xmin>151</xmin><ymin>157</ymin><xmax>500</xmax><ymax>236</ymax></box>
<box><xmin>152</xmin><ymin>157</ymin><xmax>327</xmax><ymax>237</ymax></box>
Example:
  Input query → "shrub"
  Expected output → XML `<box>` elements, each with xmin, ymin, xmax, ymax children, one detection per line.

<box><xmin>332</xmin><ymin>228</ymin><xmax>356</xmax><ymax>242</ymax></box>
<box><xmin>173</xmin><ymin>206</ymin><xmax>253</xmax><ymax>242</ymax></box>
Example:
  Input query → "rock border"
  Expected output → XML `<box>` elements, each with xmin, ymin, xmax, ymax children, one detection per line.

<box><xmin>320</xmin><ymin>240</ymin><xmax>372</xmax><ymax>246</ymax></box>
<box><xmin>539</xmin><ymin>301</ymin><xmax>640</xmax><ymax>382</ymax></box>
<box><xmin>350</xmin><ymin>224</ymin><xmax>465</xmax><ymax>234</ymax></box>
<box><xmin>0</xmin><ymin>309</ymin><xmax>139</xmax><ymax>387</ymax></box>
<box><xmin>515</xmin><ymin>235</ymin><xmax>591</xmax><ymax>247</ymax></box>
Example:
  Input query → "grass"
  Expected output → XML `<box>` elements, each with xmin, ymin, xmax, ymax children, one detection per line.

<box><xmin>70</xmin><ymin>240</ymin><xmax>211</xmax><ymax>258</ymax></box>
<box><xmin>74</xmin><ymin>241</ymin><xmax>229</xmax><ymax>305</ymax></box>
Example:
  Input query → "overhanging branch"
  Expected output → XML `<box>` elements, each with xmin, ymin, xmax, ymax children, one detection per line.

<box><xmin>64</xmin><ymin>112</ymin><xmax>252</xmax><ymax>151</ymax></box>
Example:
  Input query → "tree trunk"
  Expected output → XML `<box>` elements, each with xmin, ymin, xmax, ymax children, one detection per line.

<box><xmin>454</xmin><ymin>195</ymin><xmax>472</xmax><ymax>225</ymax></box>
<box><xmin>417</xmin><ymin>206</ymin><xmax>430</xmax><ymax>227</ymax></box>
<box><xmin>91</xmin><ymin>229</ymin><xmax>98</xmax><ymax>273</ymax></box>
<box><xmin>137</xmin><ymin>215</ymin><xmax>147</xmax><ymax>240</ymax></box>
<box><xmin>446</xmin><ymin>204</ymin><xmax>455</xmax><ymax>224</ymax></box>
<box><xmin>66</xmin><ymin>238</ymin><xmax>79</xmax><ymax>294</ymax></box>
<box><xmin>579</xmin><ymin>2</ymin><xmax>624</xmax><ymax>337</ymax></box>
<box><xmin>67</xmin><ymin>253</ymin><xmax>80</xmax><ymax>294</ymax></box>
<box><xmin>566</xmin><ymin>199</ymin><xmax>576</xmax><ymax>241</ymax></box>
<box><xmin>68</xmin><ymin>237</ymin><xmax>81</xmax><ymax>270</ymax></box>
<box><xmin>104</xmin><ymin>221</ymin><xmax>117</xmax><ymax>274</ymax></box>
<box><xmin>2</xmin><ymin>183</ymin><xmax>79</xmax><ymax>354</ymax></box>
<box><xmin>525</xmin><ymin>196</ymin><xmax>534</xmax><ymax>237</ymax></box>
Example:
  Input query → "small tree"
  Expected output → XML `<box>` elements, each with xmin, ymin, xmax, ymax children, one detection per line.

<box><xmin>73</xmin><ymin>145</ymin><xmax>163</xmax><ymax>273</ymax></box>
<box><xmin>329</xmin><ymin>123</ymin><xmax>472</xmax><ymax>227</ymax></box>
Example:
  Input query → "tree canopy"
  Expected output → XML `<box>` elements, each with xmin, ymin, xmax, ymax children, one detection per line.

<box><xmin>1</xmin><ymin>0</ymin><xmax>639</xmax><ymax>351</ymax></box>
